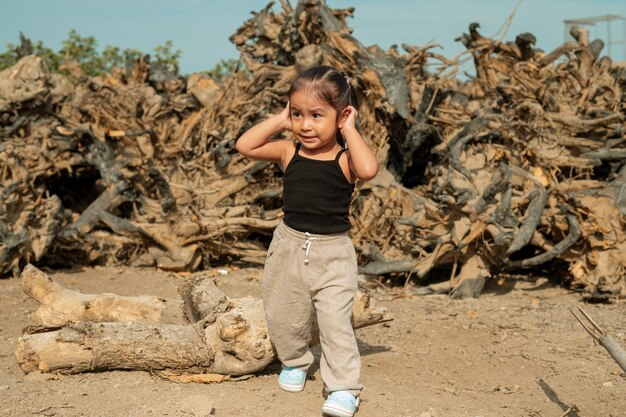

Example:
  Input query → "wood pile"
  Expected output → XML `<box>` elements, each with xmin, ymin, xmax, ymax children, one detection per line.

<box><xmin>1</xmin><ymin>0</ymin><xmax>624</xmax><ymax>299</ymax></box>
<box><xmin>15</xmin><ymin>264</ymin><xmax>391</xmax><ymax>375</ymax></box>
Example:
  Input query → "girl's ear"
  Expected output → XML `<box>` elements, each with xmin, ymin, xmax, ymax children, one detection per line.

<box><xmin>337</xmin><ymin>107</ymin><xmax>350</xmax><ymax>129</ymax></box>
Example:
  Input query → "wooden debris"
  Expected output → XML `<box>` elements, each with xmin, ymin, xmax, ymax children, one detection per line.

<box><xmin>15</xmin><ymin>264</ymin><xmax>392</xmax><ymax>375</ymax></box>
<box><xmin>0</xmin><ymin>1</ymin><xmax>624</xmax><ymax>299</ymax></box>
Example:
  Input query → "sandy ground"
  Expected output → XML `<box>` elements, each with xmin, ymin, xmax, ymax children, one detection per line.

<box><xmin>0</xmin><ymin>266</ymin><xmax>624</xmax><ymax>417</ymax></box>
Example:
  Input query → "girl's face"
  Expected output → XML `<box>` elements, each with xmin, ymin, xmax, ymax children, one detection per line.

<box><xmin>289</xmin><ymin>90</ymin><xmax>344</xmax><ymax>153</ymax></box>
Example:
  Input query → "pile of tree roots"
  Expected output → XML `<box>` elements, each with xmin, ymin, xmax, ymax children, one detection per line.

<box><xmin>1</xmin><ymin>0</ymin><xmax>625</xmax><ymax>300</ymax></box>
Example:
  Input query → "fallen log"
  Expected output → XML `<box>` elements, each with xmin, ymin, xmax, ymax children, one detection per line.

<box><xmin>15</xmin><ymin>265</ymin><xmax>393</xmax><ymax>375</ymax></box>
<box><xmin>21</xmin><ymin>264</ymin><xmax>184</xmax><ymax>327</ymax></box>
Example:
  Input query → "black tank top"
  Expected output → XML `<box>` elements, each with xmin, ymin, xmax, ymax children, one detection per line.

<box><xmin>283</xmin><ymin>143</ymin><xmax>355</xmax><ymax>234</ymax></box>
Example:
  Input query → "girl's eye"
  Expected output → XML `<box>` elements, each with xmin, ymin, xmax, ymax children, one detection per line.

<box><xmin>313</xmin><ymin>113</ymin><xmax>321</xmax><ymax>118</ymax></box>
<box><xmin>291</xmin><ymin>112</ymin><xmax>301</xmax><ymax>118</ymax></box>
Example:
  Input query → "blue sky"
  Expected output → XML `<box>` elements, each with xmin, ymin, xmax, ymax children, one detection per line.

<box><xmin>1</xmin><ymin>0</ymin><xmax>625</xmax><ymax>75</ymax></box>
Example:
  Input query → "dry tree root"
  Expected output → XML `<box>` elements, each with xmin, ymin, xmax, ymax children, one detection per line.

<box><xmin>1</xmin><ymin>2</ymin><xmax>625</xmax><ymax>300</ymax></box>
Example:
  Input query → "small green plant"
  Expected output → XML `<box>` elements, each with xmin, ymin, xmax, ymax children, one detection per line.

<box><xmin>204</xmin><ymin>58</ymin><xmax>249</xmax><ymax>82</ymax></box>
<box><xmin>0</xmin><ymin>33</ymin><xmax>61</xmax><ymax>72</ymax></box>
<box><xmin>59</xmin><ymin>29</ymin><xmax>102</xmax><ymax>75</ymax></box>
<box><xmin>153</xmin><ymin>40</ymin><xmax>182</xmax><ymax>73</ymax></box>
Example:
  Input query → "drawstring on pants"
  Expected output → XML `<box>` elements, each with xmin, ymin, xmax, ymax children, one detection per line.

<box><xmin>302</xmin><ymin>232</ymin><xmax>317</xmax><ymax>265</ymax></box>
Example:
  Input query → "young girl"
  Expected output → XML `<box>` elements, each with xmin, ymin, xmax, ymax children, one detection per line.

<box><xmin>236</xmin><ymin>65</ymin><xmax>378</xmax><ymax>417</ymax></box>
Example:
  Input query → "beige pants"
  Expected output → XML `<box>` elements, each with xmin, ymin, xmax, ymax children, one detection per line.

<box><xmin>261</xmin><ymin>221</ymin><xmax>362</xmax><ymax>396</ymax></box>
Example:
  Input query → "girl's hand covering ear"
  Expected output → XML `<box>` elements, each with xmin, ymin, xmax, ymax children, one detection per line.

<box><xmin>340</xmin><ymin>105</ymin><xmax>358</xmax><ymax>133</ymax></box>
<box><xmin>279</xmin><ymin>102</ymin><xmax>291</xmax><ymax>131</ymax></box>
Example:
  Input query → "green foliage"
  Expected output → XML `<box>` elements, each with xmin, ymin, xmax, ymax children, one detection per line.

<box><xmin>0</xmin><ymin>39</ymin><xmax>61</xmax><ymax>72</ymax></box>
<box><xmin>32</xmin><ymin>41</ymin><xmax>63</xmax><ymax>71</ymax></box>
<box><xmin>101</xmin><ymin>45</ymin><xmax>144</xmax><ymax>71</ymax></box>
<box><xmin>0</xmin><ymin>30</ymin><xmax>182</xmax><ymax>77</ymax></box>
<box><xmin>59</xmin><ymin>29</ymin><xmax>102</xmax><ymax>74</ymax></box>
<box><xmin>0</xmin><ymin>30</ymin><xmax>246</xmax><ymax>82</ymax></box>
<box><xmin>204</xmin><ymin>58</ymin><xmax>247</xmax><ymax>82</ymax></box>
<box><xmin>153</xmin><ymin>40</ymin><xmax>182</xmax><ymax>72</ymax></box>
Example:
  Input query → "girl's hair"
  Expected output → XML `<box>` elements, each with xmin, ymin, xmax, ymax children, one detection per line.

<box><xmin>288</xmin><ymin>65</ymin><xmax>358</xmax><ymax>111</ymax></box>
<box><xmin>288</xmin><ymin>66</ymin><xmax>358</xmax><ymax>147</ymax></box>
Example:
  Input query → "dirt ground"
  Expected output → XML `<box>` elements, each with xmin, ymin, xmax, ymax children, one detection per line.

<box><xmin>0</xmin><ymin>266</ymin><xmax>624</xmax><ymax>417</ymax></box>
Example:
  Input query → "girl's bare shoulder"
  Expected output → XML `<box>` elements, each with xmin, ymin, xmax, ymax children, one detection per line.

<box><xmin>339</xmin><ymin>149</ymin><xmax>356</xmax><ymax>184</ymax></box>
<box><xmin>279</xmin><ymin>140</ymin><xmax>298</xmax><ymax>169</ymax></box>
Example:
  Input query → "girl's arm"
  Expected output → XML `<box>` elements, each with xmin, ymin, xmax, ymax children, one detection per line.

<box><xmin>235</xmin><ymin>105</ymin><xmax>292</xmax><ymax>166</ymax></box>
<box><xmin>340</xmin><ymin>106</ymin><xmax>379</xmax><ymax>181</ymax></box>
